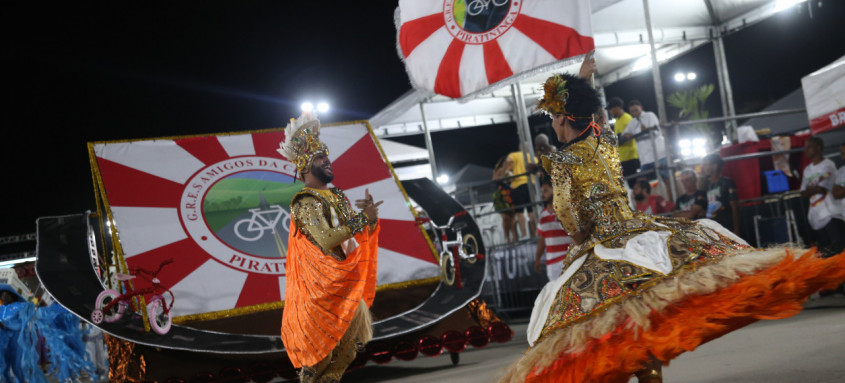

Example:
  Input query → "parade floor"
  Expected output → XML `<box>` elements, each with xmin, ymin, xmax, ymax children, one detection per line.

<box><xmin>345</xmin><ymin>295</ymin><xmax>845</xmax><ymax>383</ymax></box>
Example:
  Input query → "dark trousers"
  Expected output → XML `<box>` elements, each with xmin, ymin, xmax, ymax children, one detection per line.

<box><xmin>621</xmin><ymin>158</ymin><xmax>641</xmax><ymax>188</ymax></box>
<box><xmin>815</xmin><ymin>218</ymin><xmax>845</xmax><ymax>258</ymax></box>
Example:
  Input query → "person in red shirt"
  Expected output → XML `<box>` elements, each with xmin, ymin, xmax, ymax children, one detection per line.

<box><xmin>633</xmin><ymin>178</ymin><xmax>674</xmax><ymax>215</ymax></box>
<box><xmin>534</xmin><ymin>178</ymin><xmax>572</xmax><ymax>281</ymax></box>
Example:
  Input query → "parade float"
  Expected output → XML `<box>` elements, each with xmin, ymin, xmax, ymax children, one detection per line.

<box><xmin>35</xmin><ymin>120</ymin><xmax>512</xmax><ymax>382</ymax></box>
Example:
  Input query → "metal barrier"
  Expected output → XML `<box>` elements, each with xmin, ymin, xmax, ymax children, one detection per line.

<box><xmin>740</xmin><ymin>190</ymin><xmax>809</xmax><ymax>248</ymax></box>
<box><xmin>480</xmin><ymin>240</ymin><xmax>548</xmax><ymax>313</ymax></box>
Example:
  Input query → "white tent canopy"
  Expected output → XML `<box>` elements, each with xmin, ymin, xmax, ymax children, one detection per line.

<box><xmin>379</xmin><ymin>138</ymin><xmax>429</xmax><ymax>164</ymax></box>
<box><xmin>371</xmin><ymin>0</ymin><xmax>805</xmax><ymax>138</ymax></box>
<box><xmin>378</xmin><ymin>138</ymin><xmax>433</xmax><ymax>181</ymax></box>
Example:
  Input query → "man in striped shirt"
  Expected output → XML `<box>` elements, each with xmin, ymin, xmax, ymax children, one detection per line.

<box><xmin>534</xmin><ymin>179</ymin><xmax>572</xmax><ymax>281</ymax></box>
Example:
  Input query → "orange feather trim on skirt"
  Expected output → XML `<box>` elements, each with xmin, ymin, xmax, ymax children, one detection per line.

<box><xmin>281</xmin><ymin>222</ymin><xmax>379</xmax><ymax>368</ymax></box>
<box><xmin>500</xmin><ymin>248</ymin><xmax>845</xmax><ymax>383</ymax></box>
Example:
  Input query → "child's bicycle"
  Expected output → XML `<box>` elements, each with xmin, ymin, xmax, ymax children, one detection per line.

<box><xmin>90</xmin><ymin>259</ymin><xmax>175</xmax><ymax>335</ymax></box>
<box><xmin>416</xmin><ymin>211</ymin><xmax>482</xmax><ymax>287</ymax></box>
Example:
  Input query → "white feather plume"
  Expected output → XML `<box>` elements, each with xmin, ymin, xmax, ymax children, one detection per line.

<box><xmin>277</xmin><ymin>111</ymin><xmax>320</xmax><ymax>161</ymax></box>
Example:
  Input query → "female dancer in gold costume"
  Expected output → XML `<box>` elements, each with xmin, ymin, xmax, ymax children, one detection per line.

<box><xmin>501</xmin><ymin>65</ymin><xmax>845</xmax><ymax>383</ymax></box>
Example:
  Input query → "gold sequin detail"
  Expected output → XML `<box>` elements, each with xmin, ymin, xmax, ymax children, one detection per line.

<box><xmin>545</xmin><ymin>134</ymin><xmax>634</xmax><ymax>266</ymax></box>
<box><xmin>537</xmin><ymin>134</ymin><xmax>752</xmax><ymax>343</ymax></box>
<box><xmin>292</xmin><ymin>187</ymin><xmax>367</xmax><ymax>260</ymax></box>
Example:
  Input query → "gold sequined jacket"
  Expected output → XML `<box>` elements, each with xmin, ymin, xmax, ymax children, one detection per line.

<box><xmin>542</xmin><ymin>132</ymin><xmax>641</xmax><ymax>266</ymax></box>
<box><xmin>290</xmin><ymin>187</ymin><xmax>369</xmax><ymax>260</ymax></box>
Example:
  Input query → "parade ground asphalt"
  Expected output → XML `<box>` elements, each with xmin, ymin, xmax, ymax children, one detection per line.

<box><xmin>345</xmin><ymin>295</ymin><xmax>845</xmax><ymax>383</ymax></box>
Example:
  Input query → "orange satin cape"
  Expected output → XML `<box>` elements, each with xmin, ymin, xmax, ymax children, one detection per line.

<box><xmin>281</xmin><ymin>221</ymin><xmax>379</xmax><ymax>368</ymax></box>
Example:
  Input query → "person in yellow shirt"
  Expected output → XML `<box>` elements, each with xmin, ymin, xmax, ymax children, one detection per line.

<box><xmin>607</xmin><ymin>97</ymin><xmax>638</xmax><ymax>187</ymax></box>
<box><xmin>505</xmin><ymin>149</ymin><xmax>538</xmax><ymax>239</ymax></box>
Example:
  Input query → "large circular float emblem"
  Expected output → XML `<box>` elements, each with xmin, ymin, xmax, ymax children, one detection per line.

<box><xmin>180</xmin><ymin>156</ymin><xmax>301</xmax><ymax>276</ymax></box>
<box><xmin>444</xmin><ymin>0</ymin><xmax>520</xmax><ymax>43</ymax></box>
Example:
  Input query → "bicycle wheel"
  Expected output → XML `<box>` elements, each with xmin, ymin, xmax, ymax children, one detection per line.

<box><xmin>440</xmin><ymin>251</ymin><xmax>456</xmax><ymax>286</ymax></box>
<box><xmin>467</xmin><ymin>0</ymin><xmax>485</xmax><ymax>16</ymax></box>
<box><xmin>90</xmin><ymin>309</ymin><xmax>104</xmax><ymax>324</ymax></box>
<box><xmin>95</xmin><ymin>289</ymin><xmax>125</xmax><ymax>323</ymax></box>
<box><xmin>462</xmin><ymin>234</ymin><xmax>479</xmax><ymax>264</ymax></box>
<box><xmin>147</xmin><ymin>296</ymin><xmax>172</xmax><ymax>335</ymax></box>
<box><xmin>234</xmin><ymin>219</ymin><xmax>263</xmax><ymax>241</ymax></box>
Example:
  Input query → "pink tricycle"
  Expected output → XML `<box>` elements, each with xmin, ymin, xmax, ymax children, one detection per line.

<box><xmin>90</xmin><ymin>259</ymin><xmax>175</xmax><ymax>335</ymax></box>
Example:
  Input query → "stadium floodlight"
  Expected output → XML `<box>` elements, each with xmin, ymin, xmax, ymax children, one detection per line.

<box><xmin>301</xmin><ymin>102</ymin><xmax>314</xmax><ymax>112</ymax></box>
<box><xmin>674</xmin><ymin>73</ymin><xmax>686</xmax><ymax>82</ymax></box>
<box><xmin>687</xmin><ymin>72</ymin><xmax>697</xmax><ymax>80</ymax></box>
<box><xmin>679</xmin><ymin>138</ymin><xmax>707</xmax><ymax>158</ymax></box>
<box><xmin>317</xmin><ymin>102</ymin><xmax>329</xmax><ymax>113</ymax></box>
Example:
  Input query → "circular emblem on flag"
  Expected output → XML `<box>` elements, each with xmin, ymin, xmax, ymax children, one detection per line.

<box><xmin>180</xmin><ymin>156</ymin><xmax>301</xmax><ymax>276</ymax></box>
<box><xmin>444</xmin><ymin>0</ymin><xmax>520</xmax><ymax>43</ymax></box>
<box><xmin>397</xmin><ymin>0</ymin><xmax>594</xmax><ymax>98</ymax></box>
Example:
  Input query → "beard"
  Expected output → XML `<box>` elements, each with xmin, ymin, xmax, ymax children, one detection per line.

<box><xmin>634</xmin><ymin>193</ymin><xmax>646</xmax><ymax>201</ymax></box>
<box><xmin>310</xmin><ymin>162</ymin><xmax>334</xmax><ymax>184</ymax></box>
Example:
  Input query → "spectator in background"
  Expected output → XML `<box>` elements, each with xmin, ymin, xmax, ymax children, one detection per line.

<box><xmin>492</xmin><ymin>156</ymin><xmax>517</xmax><ymax>243</ymax></box>
<box><xmin>674</xmin><ymin>169</ymin><xmax>707</xmax><ymax>219</ymax></box>
<box><xmin>534</xmin><ymin>133</ymin><xmax>556</xmax><ymax>157</ymax></box>
<box><xmin>622</xmin><ymin>100</ymin><xmax>672</xmax><ymax>200</ymax></box>
<box><xmin>702</xmin><ymin>153</ymin><xmax>741</xmax><ymax>235</ymax></box>
<box><xmin>534</xmin><ymin>133</ymin><xmax>557</xmax><ymax>180</ymax></box>
<box><xmin>607</xmin><ymin>97</ymin><xmax>638</xmax><ymax>186</ymax></box>
<box><xmin>595</xmin><ymin>108</ymin><xmax>608</xmax><ymax>127</ymax></box>
<box><xmin>800</xmin><ymin>137</ymin><xmax>845</xmax><ymax>257</ymax></box>
<box><xmin>633</xmin><ymin>177</ymin><xmax>674</xmax><ymax>214</ymax></box>
<box><xmin>535</xmin><ymin>176</ymin><xmax>571</xmax><ymax>281</ymax></box>
<box><xmin>506</xmin><ymin>149</ymin><xmax>538</xmax><ymax>238</ymax></box>
<box><xmin>834</xmin><ymin>142</ymin><xmax>845</xmax><ymax>213</ymax></box>
<box><xmin>833</xmin><ymin>143</ymin><xmax>845</xmax><ymax>293</ymax></box>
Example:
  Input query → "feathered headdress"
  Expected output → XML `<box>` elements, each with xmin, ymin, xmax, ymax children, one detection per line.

<box><xmin>536</xmin><ymin>74</ymin><xmax>570</xmax><ymax>116</ymax></box>
<box><xmin>277</xmin><ymin>112</ymin><xmax>329</xmax><ymax>173</ymax></box>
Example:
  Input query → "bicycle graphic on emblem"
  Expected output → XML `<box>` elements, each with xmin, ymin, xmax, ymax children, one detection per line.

<box><xmin>234</xmin><ymin>205</ymin><xmax>291</xmax><ymax>242</ymax></box>
<box><xmin>466</xmin><ymin>0</ymin><xmax>509</xmax><ymax>16</ymax></box>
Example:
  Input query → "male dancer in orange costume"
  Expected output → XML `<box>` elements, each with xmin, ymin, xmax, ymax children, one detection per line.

<box><xmin>278</xmin><ymin>112</ymin><xmax>381</xmax><ymax>383</ymax></box>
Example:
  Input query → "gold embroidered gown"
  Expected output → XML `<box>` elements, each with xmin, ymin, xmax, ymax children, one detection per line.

<box><xmin>502</xmin><ymin>131</ymin><xmax>845</xmax><ymax>383</ymax></box>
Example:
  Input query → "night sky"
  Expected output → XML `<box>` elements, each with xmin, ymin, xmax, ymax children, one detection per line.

<box><xmin>4</xmin><ymin>1</ymin><xmax>844</xmax><ymax>237</ymax></box>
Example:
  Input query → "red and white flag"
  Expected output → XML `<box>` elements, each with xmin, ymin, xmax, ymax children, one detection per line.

<box><xmin>802</xmin><ymin>55</ymin><xmax>845</xmax><ymax>135</ymax></box>
<box><xmin>89</xmin><ymin>122</ymin><xmax>439</xmax><ymax>318</ymax></box>
<box><xmin>396</xmin><ymin>0</ymin><xmax>594</xmax><ymax>99</ymax></box>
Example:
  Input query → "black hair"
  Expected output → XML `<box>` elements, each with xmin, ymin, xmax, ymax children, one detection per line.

<box><xmin>703</xmin><ymin>153</ymin><xmax>723</xmax><ymax>171</ymax></box>
<box><xmin>558</xmin><ymin>73</ymin><xmax>602</xmax><ymax>133</ymax></box>
<box><xmin>628</xmin><ymin>99</ymin><xmax>642</xmax><ymax>107</ymax></box>
<box><xmin>635</xmin><ymin>178</ymin><xmax>651</xmax><ymax>193</ymax></box>
<box><xmin>606</xmin><ymin>96</ymin><xmax>624</xmax><ymax>109</ymax></box>
<box><xmin>540</xmin><ymin>173</ymin><xmax>552</xmax><ymax>186</ymax></box>
<box><xmin>807</xmin><ymin>136</ymin><xmax>824</xmax><ymax>150</ymax></box>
